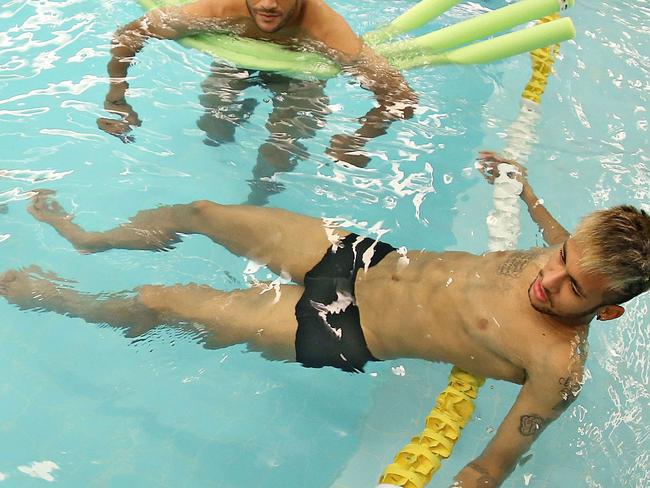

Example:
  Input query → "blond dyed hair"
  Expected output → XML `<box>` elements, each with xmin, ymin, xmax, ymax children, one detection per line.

<box><xmin>574</xmin><ymin>205</ymin><xmax>650</xmax><ymax>304</ymax></box>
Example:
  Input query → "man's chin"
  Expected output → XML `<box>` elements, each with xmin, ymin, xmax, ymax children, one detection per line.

<box><xmin>528</xmin><ymin>290</ymin><xmax>554</xmax><ymax>316</ymax></box>
<box><xmin>254</xmin><ymin>17</ymin><xmax>283</xmax><ymax>32</ymax></box>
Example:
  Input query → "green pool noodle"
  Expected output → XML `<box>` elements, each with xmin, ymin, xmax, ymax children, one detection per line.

<box><xmin>392</xmin><ymin>17</ymin><xmax>576</xmax><ymax>70</ymax></box>
<box><xmin>362</xmin><ymin>0</ymin><xmax>462</xmax><ymax>46</ymax></box>
<box><xmin>136</xmin><ymin>0</ymin><xmax>574</xmax><ymax>78</ymax></box>
<box><xmin>180</xmin><ymin>34</ymin><xmax>340</xmax><ymax>78</ymax></box>
<box><xmin>376</xmin><ymin>0</ymin><xmax>575</xmax><ymax>58</ymax></box>
<box><xmin>137</xmin><ymin>0</ymin><xmax>341</xmax><ymax>77</ymax></box>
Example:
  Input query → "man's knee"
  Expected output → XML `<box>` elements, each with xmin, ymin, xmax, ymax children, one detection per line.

<box><xmin>190</xmin><ymin>200</ymin><xmax>220</xmax><ymax>215</ymax></box>
<box><xmin>137</xmin><ymin>284</ymin><xmax>166</xmax><ymax>312</ymax></box>
<box><xmin>186</xmin><ymin>200</ymin><xmax>224</xmax><ymax>231</ymax></box>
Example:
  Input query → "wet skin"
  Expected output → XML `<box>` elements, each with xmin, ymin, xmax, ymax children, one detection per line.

<box><xmin>2</xmin><ymin>188</ymin><xmax>629</xmax><ymax>488</ymax></box>
<box><xmin>100</xmin><ymin>0</ymin><xmax>417</xmax><ymax>168</ymax></box>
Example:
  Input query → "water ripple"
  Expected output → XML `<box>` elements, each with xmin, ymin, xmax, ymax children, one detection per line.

<box><xmin>0</xmin><ymin>168</ymin><xmax>73</xmax><ymax>183</ymax></box>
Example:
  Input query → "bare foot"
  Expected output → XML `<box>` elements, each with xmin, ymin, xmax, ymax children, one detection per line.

<box><xmin>27</xmin><ymin>190</ymin><xmax>98</xmax><ymax>253</ymax></box>
<box><xmin>27</xmin><ymin>189</ymin><xmax>72</xmax><ymax>225</ymax></box>
<box><xmin>0</xmin><ymin>266</ymin><xmax>67</xmax><ymax>311</ymax></box>
<box><xmin>1</xmin><ymin>267</ymin><xmax>159</xmax><ymax>337</ymax></box>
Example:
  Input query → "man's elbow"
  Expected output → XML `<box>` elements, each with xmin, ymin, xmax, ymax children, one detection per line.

<box><xmin>113</xmin><ymin>21</ymin><xmax>150</xmax><ymax>53</ymax></box>
<box><xmin>113</xmin><ymin>11</ymin><xmax>174</xmax><ymax>50</ymax></box>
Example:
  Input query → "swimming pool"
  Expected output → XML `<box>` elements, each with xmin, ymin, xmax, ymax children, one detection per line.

<box><xmin>1</xmin><ymin>0</ymin><xmax>648</xmax><ymax>486</ymax></box>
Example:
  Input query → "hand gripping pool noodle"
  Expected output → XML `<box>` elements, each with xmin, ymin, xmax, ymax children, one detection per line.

<box><xmin>487</xmin><ymin>13</ymin><xmax>561</xmax><ymax>253</ymax></box>
<box><xmin>137</xmin><ymin>0</ymin><xmax>574</xmax><ymax>78</ymax></box>
<box><xmin>376</xmin><ymin>13</ymin><xmax>564</xmax><ymax>488</ymax></box>
<box><xmin>376</xmin><ymin>0</ymin><xmax>574</xmax><ymax>59</ymax></box>
<box><xmin>376</xmin><ymin>368</ymin><xmax>485</xmax><ymax>488</ymax></box>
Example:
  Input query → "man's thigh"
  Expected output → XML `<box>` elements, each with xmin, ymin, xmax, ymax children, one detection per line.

<box><xmin>193</xmin><ymin>202</ymin><xmax>350</xmax><ymax>282</ymax></box>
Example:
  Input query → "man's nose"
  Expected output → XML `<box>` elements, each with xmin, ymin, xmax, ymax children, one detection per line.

<box><xmin>542</xmin><ymin>267</ymin><xmax>566</xmax><ymax>291</ymax></box>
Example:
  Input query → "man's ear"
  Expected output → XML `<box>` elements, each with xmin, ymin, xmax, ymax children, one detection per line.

<box><xmin>596</xmin><ymin>305</ymin><xmax>625</xmax><ymax>321</ymax></box>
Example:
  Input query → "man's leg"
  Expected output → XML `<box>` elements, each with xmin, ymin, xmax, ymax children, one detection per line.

<box><xmin>247</xmin><ymin>76</ymin><xmax>330</xmax><ymax>205</ymax></box>
<box><xmin>0</xmin><ymin>267</ymin><xmax>302</xmax><ymax>361</ymax></box>
<box><xmin>28</xmin><ymin>191</ymin><xmax>347</xmax><ymax>282</ymax></box>
<box><xmin>196</xmin><ymin>65</ymin><xmax>257</xmax><ymax>147</ymax></box>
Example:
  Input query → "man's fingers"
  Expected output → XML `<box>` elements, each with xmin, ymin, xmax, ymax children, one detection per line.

<box><xmin>475</xmin><ymin>161</ymin><xmax>498</xmax><ymax>184</ymax></box>
<box><xmin>118</xmin><ymin>133</ymin><xmax>136</xmax><ymax>144</ymax></box>
<box><xmin>97</xmin><ymin>117</ymin><xmax>130</xmax><ymax>133</ymax></box>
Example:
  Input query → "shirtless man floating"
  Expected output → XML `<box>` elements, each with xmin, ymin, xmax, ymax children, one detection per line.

<box><xmin>99</xmin><ymin>0</ymin><xmax>417</xmax><ymax>196</ymax></box>
<box><xmin>2</xmin><ymin>153</ymin><xmax>649</xmax><ymax>486</ymax></box>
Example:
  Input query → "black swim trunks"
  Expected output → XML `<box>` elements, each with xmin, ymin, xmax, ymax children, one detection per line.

<box><xmin>295</xmin><ymin>233</ymin><xmax>396</xmax><ymax>373</ymax></box>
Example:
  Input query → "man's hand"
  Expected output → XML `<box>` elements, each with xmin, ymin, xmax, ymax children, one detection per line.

<box><xmin>476</xmin><ymin>150</ymin><xmax>569</xmax><ymax>245</ymax></box>
<box><xmin>477</xmin><ymin>151</ymin><xmax>528</xmax><ymax>186</ymax></box>
<box><xmin>326</xmin><ymin>133</ymin><xmax>371</xmax><ymax>167</ymax></box>
<box><xmin>99</xmin><ymin>2</ymin><xmax>218</xmax><ymax>142</ymax></box>
<box><xmin>97</xmin><ymin>99</ymin><xmax>142</xmax><ymax>143</ymax></box>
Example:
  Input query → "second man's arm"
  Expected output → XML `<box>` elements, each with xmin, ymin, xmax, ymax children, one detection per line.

<box><xmin>305</xmin><ymin>2</ymin><xmax>418</xmax><ymax>167</ymax></box>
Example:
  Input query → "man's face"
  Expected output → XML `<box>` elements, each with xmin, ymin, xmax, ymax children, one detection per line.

<box><xmin>246</xmin><ymin>0</ymin><xmax>299</xmax><ymax>33</ymax></box>
<box><xmin>528</xmin><ymin>238</ymin><xmax>611</xmax><ymax>321</ymax></box>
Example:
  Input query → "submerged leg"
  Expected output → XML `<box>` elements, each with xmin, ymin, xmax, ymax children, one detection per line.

<box><xmin>196</xmin><ymin>64</ymin><xmax>257</xmax><ymax>146</ymax></box>
<box><xmin>0</xmin><ymin>267</ymin><xmax>160</xmax><ymax>338</ymax></box>
<box><xmin>28</xmin><ymin>190</ymin><xmax>192</xmax><ymax>253</ymax></box>
<box><xmin>138</xmin><ymin>281</ymin><xmax>302</xmax><ymax>360</ymax></box>
<box><xmin>0</xmin><ymin>267</ymin><xmax>301</xmax><ymax>361</ymax></box>
<box><xmin>247</xmin><ymin>76</ymin><xmax>330</xmax><ymax>205</ymax></box>
<box><xmin>28</xmin><ymin>191</ymin><xmax>346</xmax><ymax>282</ymax></box>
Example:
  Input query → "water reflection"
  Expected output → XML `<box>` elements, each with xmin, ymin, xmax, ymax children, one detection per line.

<box><xmin>197</xmin><ymin>65</ymin><xmax>330</xmax><ymax>205</ymax></box>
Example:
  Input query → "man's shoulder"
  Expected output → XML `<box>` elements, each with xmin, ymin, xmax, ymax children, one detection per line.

<box><xmin>530</xmin><ymin>334</ymin><xmax>587</xmax><ymax>383</ymax></box>
<box><xmin>300</xmin><ymin>0</ymin><xmax>357</xmax><ymax>39</ymax></box>
<box><xmin>301</xmin><ymin>0</ymin><xmax>340</xmax><ymax>27</ymax></box>
<box><xmin>524</xmin><ymin>336</ymin><xmax>586</xmax><ymax>412</ymax></box>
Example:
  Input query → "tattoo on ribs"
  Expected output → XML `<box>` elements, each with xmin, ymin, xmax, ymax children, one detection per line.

<box><xmin>519</xmin><ymin>414</ymin><xmax>546</xmax><ymax>436</ymax></box>
<box><xmin>468</xmin><ymin>462</ymin><xmax>498</xmax><ymax>487</ymax></box>
<box><xmin>497</xmin><ymin>250</ymin><xmax>542</xmax><ymax>277</ymax></box>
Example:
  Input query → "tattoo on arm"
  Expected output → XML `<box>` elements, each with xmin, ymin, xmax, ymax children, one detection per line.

<box><xmin>497</xmin><ymin>250</ymin><xmax>542</xmax><ymax>277</ymax></box>
<box><xmin>468</xmin><ymin>462</ymin><xmax>498</xmax><ymax>487</ymax></box>
<box><xmin>553</xmin><ymin>376</ymin><xmax>583</xmax><ymax>411</ymax></box>
<box><xmin>519</xmin><ymin>414</ymin><xmax>546</xmax><ymax>436</ymax></box>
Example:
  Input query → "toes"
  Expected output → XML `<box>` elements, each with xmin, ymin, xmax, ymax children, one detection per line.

<box><xmin>44</xmin><ymin>199</ymin><xmax>66</xmax><ymax>216</ymax></box>
<box><xmin>0</xmin><ymin>270</ymin><xmax>18</xmax><ymax>295</ymax></box>
<box><xmin>28</xmin><ymin>190</ymin><xmax>53</xmax><ymax>215</ymax></box>
<box><xmin>29</xmin><ymin>189</ymin><xmax>56</xmax><ymax>206</ymax></box>
<box><xmin>27</xmin><ymin>190</ymin><xmax>70</xmax><ymax>220</ymax></box>
<box><xmin>0</xmin><ymin>270</ymin><xmax>18</xmax><ymax>283</ymax></box>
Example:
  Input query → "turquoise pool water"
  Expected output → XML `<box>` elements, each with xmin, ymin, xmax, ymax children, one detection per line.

<box><xmin>1</xmin><ymin>0</ymin><xmax>648</xmax><ymax>486</ymax></box>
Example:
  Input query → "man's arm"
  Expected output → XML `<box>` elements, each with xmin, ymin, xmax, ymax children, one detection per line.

<box><xmin>478</xmin><ymin>151</ymin><xmax>570</xmax><ymax>246</ymax></box>
<box><xmin>451</xmin><ymin>351</ymin><xmax>584</xmax><ymax>487</ymax></box>
<box><xmin>99</xmin><ymin>0</ymin><xmax>229</xmax><ymax>140</ymax></box>
<box><xmin>305</xmin><ymin>3</ymin><xmax>418</xmax><ymax>167</ymax></box>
